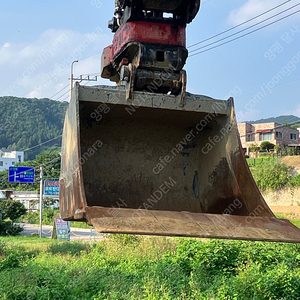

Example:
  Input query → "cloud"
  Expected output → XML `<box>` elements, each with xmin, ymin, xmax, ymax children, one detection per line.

<box><xmin>279</xmin><ymin>104</ymin><xmax>300</xmax><ymax>119</ymax></box>
<box><xmin>0</xmin><ymin>28</ymin><xmax>112</xmax><ymax>99</ymax></box>
<box><xmin>236</xmin><ymin>108</ymin><xmax>262</xmax><ymax>123</ymax></box>
<box><xmin>292</xmin><ymin>104</ymin><xmax>300</xmax><ymax>118</ymax></box>
<box><xmin>228</xmin><ymin>0</ymin><xmax>285</xmax><ymax>26</ymax></box>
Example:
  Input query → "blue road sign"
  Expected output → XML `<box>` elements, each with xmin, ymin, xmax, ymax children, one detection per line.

<box><xmin>44</xmin><ymin>180</ymin><xmax>59</xmax><ymax>196</ymax></box>
<box><xmin>8</xmin><ymin>166</ymin><xmax>35</xmax><ymax>183</ymax></box>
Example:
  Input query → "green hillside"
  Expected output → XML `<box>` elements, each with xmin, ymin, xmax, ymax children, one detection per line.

<box><xmin>0</xmin><ymin>97</ymin><xmax>68</xmax><ymax>160</ymax></box>
<box><xmin>249</xmin><ymin>115</ymin><xmax>300</xmax><ymax>125</ymax></box>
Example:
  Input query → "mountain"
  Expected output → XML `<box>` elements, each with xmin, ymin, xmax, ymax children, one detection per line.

<box><xmin>1</xmin><ymin>96</ymin><xmax>299</xmax><ymax>162</ymax></box>
<box><xmin>249</xmin><ymin>115</ymin><xmax>300</xmax><ymax>126</ymax></box>
<box><xmin>0</xmin><ymin>96</ymin><xmax>68</xmax><ymax>160</ymax></box>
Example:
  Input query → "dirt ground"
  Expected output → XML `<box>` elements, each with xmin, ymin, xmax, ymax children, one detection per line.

<box><xmin>263</xmin><ymin>188</ymin><xmax>300</xmax><ymax>215</ymax></box>
<box><xmin>262</xmin><ymin>156</ymin><xmax>300</xmax><ymax>215</ymax></box>
<box><xmin>280</xmin><ymin>156</ymin><xmax>300</xmax><ymax>174</ymax></box>
<box><xmin>263</xmin><ymin>188</ymin><xmax>300</xmax><ymax>207</ymax></box>
<box><xmin>269</xmin><ymin>205</ymin><xmax>300</xmax><ymax>215</ymax></box>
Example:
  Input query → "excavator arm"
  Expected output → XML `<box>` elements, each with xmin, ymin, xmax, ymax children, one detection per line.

<box><xmin>101</xmin><ymin>0</ymin><xmax>200</xmax><ymax>101</ymax></box>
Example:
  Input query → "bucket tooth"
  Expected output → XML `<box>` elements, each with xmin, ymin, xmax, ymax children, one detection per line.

<box><xmin>59</xmin><ymin>83</ymin><xmax>300</xmax><ymax>243</ymax></box>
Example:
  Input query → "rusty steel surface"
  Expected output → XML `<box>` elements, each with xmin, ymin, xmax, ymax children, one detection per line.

<box><xmin>78</xmin><ymin>85</ymin><xmax>227</xmax><ymax>114</ymax></box>
<box><xmin>59</xmin><ymin>83</ymin><xmax>300</xmax><ymax>243</ymax></box>
<box><xmin>86</xmin><ymin>207</ymin><xmax>300</xmax><ymax>243</ymax></box>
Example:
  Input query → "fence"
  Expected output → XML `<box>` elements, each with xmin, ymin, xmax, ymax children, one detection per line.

<box><xmin>247</xmin><ymin>157</ymin><xmax>278</xmax><ymax>167</ymax></box>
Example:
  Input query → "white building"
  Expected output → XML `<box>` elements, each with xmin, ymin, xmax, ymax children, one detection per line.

<box><xmin>0</xmin><ymin>149</ymin><xmax>24</xmax><ymax>172</ymax></box>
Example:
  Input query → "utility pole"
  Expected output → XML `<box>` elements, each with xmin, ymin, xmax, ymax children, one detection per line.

<box><xmin>39</xmin><ymin>166</ymin><xmax>43</xmax><ymax>238</ymax></box>
<box><xmin>0</xmin><ymin>209</ymin><xmax>2</xmax><ymax>234</ymax></box>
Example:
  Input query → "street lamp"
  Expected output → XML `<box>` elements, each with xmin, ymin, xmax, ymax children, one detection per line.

<box><xmin>70</xmin><ymin>60</ymin><xmax>79</xmax><ymax>100</ymax></box>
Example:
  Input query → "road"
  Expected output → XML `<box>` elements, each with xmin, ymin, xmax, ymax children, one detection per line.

<box><xmin>18</xmin><ymin>223</ymin><xmax>104</xmax><ymax>241</ymax></box>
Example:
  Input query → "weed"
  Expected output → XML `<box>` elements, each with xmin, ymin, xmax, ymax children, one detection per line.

<box><xmin>1</xmin><ymin>236</ymin><xmax>300</xmax><ymax>299</ymax></box>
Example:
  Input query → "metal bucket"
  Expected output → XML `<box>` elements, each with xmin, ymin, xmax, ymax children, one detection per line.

<box><xmin>59</xmin><ymin>83</ymin><xmax>300</xmax><ymax>242</ymax></box>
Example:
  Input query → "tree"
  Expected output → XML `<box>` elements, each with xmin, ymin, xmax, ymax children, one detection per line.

<box><xmin>260</xmin><ymin>141</ymin><xmax>275</xmax><ymax>151</ymax></box>
<box><xmin>0</xmin><ymin>199</ymin><xmax>26</xmax><ymax>236</ymax></box>
<box><xmin>0</xmin><ymin>200</ymin><xmax>26</xmax><ymax>222</ymax></box>
<box><xmin>249</xmin><ymin>143</ymin><xmax>259</xmax><ymax>152</ymax></box>
<box><xmin>0</xmin><ymin>96</ymin><xmax>67</xmax><ymax>160</ymax></box>
<box><xmin>282</xmin><ymin>121</ymin><xmax>300</xmax><ymax>130</ymax></box>
<box><xmin>274</xmin><ymin>144</ymin><xmax>281</xmax><ymax>152</ymax></box>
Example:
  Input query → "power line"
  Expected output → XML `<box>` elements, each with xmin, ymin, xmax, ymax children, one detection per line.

<box><xmin>60</xmin><ymin>96</ymin><xmax>70</xmax><ymax>102</ymax></box>
<box><xmin>52</xmin><ymin>75</ymin><xmax>91</xmax><ymax>102</ymax></box>
<box><xmin>189</xmin><ymin>2</ymin><xmax>300</xmax><ymax>54</ymax></box>
<box><xmin>236</xmin><ymin>77</ymin><xmax>300</xmax><ymax>100</ymax></box>
<box><xmin>57</xmin><ymin>76</ymin><xmax>96</xmax><ymax>102</ymax></box>
<box><xmin>53</xmin><ymin>90</ymin><xmax>69</xmax><ymax>101</ymax></box>
<box><xmin>49</xmin><ymin>84</ymin><xmax>69</xmax><ymax>100</ymax></box>
<box><xmin>189</xmin><ymin>8</ymin><xmax>300</xmax><ymax>57</ymax></box>
<box><xmin>39</xmin><ymin>156</ymin><xmax>61</xmax><ymax>168</ymax></box>
<box><xmin>22</xmin><ymin>135</ymin><xmax>62</xmax><ymax>153</ymax></box>
<box><xmin>23</xmin><ymin>54</ymin><xmax>100</xmax><ymax>99</ymax></box>
<box><xmin>188</xmin><ymin>0</ymin><xmax>292</xmax><ymax>48</ymax></box>
<box><xmin>24</xmin><ymin>69</ymin><xmax>68</xmax><ymax>98</ymax></box>
<box><xmin>24</xmin><ymin>77</ymin><xmax>60</xmax><ymax>98</ymax></box>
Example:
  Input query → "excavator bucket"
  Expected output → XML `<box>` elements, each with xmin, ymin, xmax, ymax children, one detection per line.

<box><xmin>59</xmin><ymin>83</ymin><xmax>300</xmax><ymax>243</ymax></box>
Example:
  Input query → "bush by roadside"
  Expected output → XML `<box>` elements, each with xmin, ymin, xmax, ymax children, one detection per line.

<box><xmin>250</xmin><ymin>160</ymin><xmax>300</xmax><ymax>191</ymax></box>
<box><xmin>1</xmin><ymin>236</ymin><xmax>300</xmax><ymax>299</ymax></box>
<box><xmin>18</xmin><ymin>209</ymin><xmax>91</xmax><ymax>229</ymax></box>
<box><xmin>0</xmin><ymin>200</ymin><xmax>26</xmax><ymax>236</ymax></box>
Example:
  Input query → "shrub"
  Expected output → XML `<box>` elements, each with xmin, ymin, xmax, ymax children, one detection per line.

<box><xmin>18</xmin><ymin>209</ymin><xmax>60</xmax><ymax>225</ymax></box>
<box><xmin>0</xmin><ymin>240</ymin><xmax>6</xmax><ymax>257</ymax></box>
<box><xmin>0</xmin><ymin>253</ymin><xmax>20</xmax><ymax>271</ymax></box>
<box><xmin>1</xmin><ymin>237</ymin><xmax>300</xmax><ymax>299</ymax></box>
<box><xmin>18</xmin><ymin>210</ymin><xmax>39</xmax><ymax>224</ymax></box>
<box><xmin>251</xmin><ymin>160</ymin><xmax>293</xmax><ymax>191</ymax></box>
<box><xmin>0</xmin><ymin>221</ymin><xmax>23</xmax><ymax>236</ymax></box>
<box><xmin>0</xmin><ymin>200</ymin><xmax>26</xmax><ymax>222</ymax></box>
<box><xmin>260</xmin><ymin>141</ymin><xmax>275</xmax><ymax>151</ymax></box>
<box><xmin>258</xmin><ymin>152</ymin><xmax>273</xmax><ymax>158</ymax></box>
<box><xmin>0</xmin><ymin>200</ymin><xmax>26</xmax><ymax>236</ymax></box>
<box><xmin>42</xmin><ymin>208</ymin><xmax>59</xmax><ymax>225</ymax></box>
<box><xmin>107</xmin><ymin>234</ymin><xmax>140</xmax><ymax>245</ymax></box>
<box><xmin>290</xmin><ymin>174</ymin><xmax>300</xmax><ymax>188</ymax></box>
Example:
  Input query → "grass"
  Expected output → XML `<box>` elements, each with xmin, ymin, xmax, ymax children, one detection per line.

<box><xmin>276</xmin><ymin>213</ymin><xmax>300</xmax><ymax>229</ymax></box>
<box><xmin>1</xmin><ymin>235</ymin><xmax>300</xmax><ymax>299</ymax></box>
<box><xmin>247</xmin><ymin>157</ymin><xmax>278</xmax><ymax>167</ymax></box>
<box><xmin>70</xmin><ymin>221</ymin><xmax>91</xmax><ymax>229</ymax></box>
<box><xmin>18</xmin><ymin>209</ymin><xmax>91</xmax><ymax>229</ymax></box>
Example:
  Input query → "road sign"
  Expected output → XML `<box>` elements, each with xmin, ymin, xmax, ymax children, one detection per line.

<box><xmin>0</xmin><ymin>190</ymin><xmax>5</xmax><ymax>199</ymax></box>
<box><xmin>44</xmin><ymin>180</ymin><xmax>59</xmax><ymax>196</ymax></box>
<box><xmin>8</xmin><ymin>166</ymin><xmax>35</xmax><ymax>183</ymax></box>
<box><xmin>52</xmin><ymin>218</ymin><xmax>70</xmax><ymax>241</ymax></box>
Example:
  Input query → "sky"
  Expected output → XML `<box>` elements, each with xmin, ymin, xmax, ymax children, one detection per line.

<box><xmin>0</xmin><ymin>0</ymin><xmax>300</xmax><ymax>122</ymax></box>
